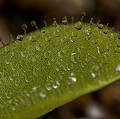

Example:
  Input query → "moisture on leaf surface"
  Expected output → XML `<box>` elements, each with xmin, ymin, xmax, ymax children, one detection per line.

<box><xmin>0</xmin><ymin>22</ymin><xmax>120</xmax><ymax>119</ymax></box>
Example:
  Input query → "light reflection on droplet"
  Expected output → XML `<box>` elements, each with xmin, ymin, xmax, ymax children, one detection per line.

<box><xmin>68</xmin><ymin>77</ymin><xmax>77</xmax><ymax>82</ymax></box>
<box><xmin>97</xmin><ymin>47</ymin><xmax>100</xmax><ymax>54</ymax></box>
<box><xmin>32</xmin><ymin>87</ymin><xmax>37</xmax><ymax>92</ymax></box>
<box><xmin>91</xmin><ymin>72</ymin><xmax>96</xmax><ymax>78</ymax></box>
<box><xmin>36</xmin><ymin>44</ymin><xmax>41</xmax><ymax>51</ymax></box>
<box><xmin>39</xmin><ymin>93</ymin><xmax>46</xmax><ymax>98</ymax></box>
<box><xmin>53</xmin><ymin>85</ymin><xmax>58</xmax><ymax>89</ymax></box>
<box><xmin>71</xmin><ymin>53</ymin><xmax>81</xmax><ymax>63</ymax></box>
<box><xmin>32</xmin><ymin>57</ymin><xmax>36</xmax><ymax>62</ymax></box>
<box><xmin>24</xmin><ymin>78</ymin><xmax>29</xmax><ymax>83</ymax></box>
<box><xmin>116</xmin><ymin>65</ymin><xmax>120</xmax><ymax>73</ymax></box>
<box><xmin>4</xmin><ymin>46</ymin><xmax>10</xmax><ymax>52</ymax></box>
<box><xmin>20</xmin><ymin>52</ymin><xmax>25</xmax><ymax>57</ymax></box>
<box><xmin>9</xmin><ymin>76</ymin><xmax>13</xmax><ymax>81</ymax></box>
<box><xmin>46</xmin><ymin>86</ymin><xmax>52</xmax><ymax>91</ymax></box>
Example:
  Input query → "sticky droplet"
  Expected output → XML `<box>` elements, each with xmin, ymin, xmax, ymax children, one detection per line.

<box><xmin>68</xmin><ymin>77</ymin><xmax>77</xmax><ymax>82</ymax></box>
<box><xmin>91</xmin><ymin>72</ymin><xmax>96</xmax><ymax>78</ymax></box>
<box><xmin>53</xmin><ymin>30</ymin><xmax>60</xmax><ymax>37</ymax></box>
<box><xmin>118</xmin><ymin>36</ymin><xmax>120</xmax><ymax>40</ymax></box>
<box><xmin>115</xmin><ymin>45</ymin><xmax>120</xmax><ymax>53</ymax></box>
<box><xmin>71</xmin><ymin>53</ymin><xmax>81</xmax><ymax>63</ymax></box>
<box><xmin>45</xmin><ymin>84</ymin><xmax>52</xmax><ymax>91</ymax></box>
<box><xmin>97</xmin><ymin>24</ymin><xmax>104</xmax><ymax>29</ymax></box>
<box><xmin>41</xmin><ymin>30</ymin><xmax>45</xmax><ymax>33</ymax></box>
<box><xmin>103</xmin><ymin>29</ymin><xmax>108</xmax><ymax>34</ymax></box>
<box><xmin>9</xmin><ymin>76</ymin><xmax>13</xmax><ymax>81</ymax></box>
<box><xmin>116</xmin><ymin>65</ymin><xmax>120</xmax><ymax>72</ymax></box>
<box><xmin>58</xmin><ymin>51</ymin><xmax>64</xmax><ymax>58</ymax></box>
<box><xmin>85</xmin><ymin>29</ymin><xmax>91</xmax><ymax>36</ymax></box>
<box><xmin>62</xmin><ymin>16</ymin><xmax>68</xmax><ymax>25</ymax></box>
<box><xmin>20</xmin><ymin>51</ymin><xmax>26</xmax><ymax>57</ymax></box>
<box><xmin>32</xmin><ymin>87</ymin><xmax>37</xmax><ymax>92</ymax></box>
<box><xmin>36</xmin><ymin>45</ymin><xmax>41</xmax><ymax>51</ymax></box>
<box><xmin>52</xmin><ymin>19</ymin><xmax>58</xmax><ymax>27</ymax></box>
<box><xmin>4</xmin><ymin>46</ymin><xmax>10</xmax><ymax>53</ymax></box>
<box><xmin>39</xmin><ymin>93</ymin><xmax>46</xmax><ymax>98</ymax></box>
<box><xmin>53</xmin><ymin>84</ymin><xmax>58</xmax><ymax>89</ymax></box>
<box><xmin>16</xmin><ymin>34</ymin><xmax>24</xmax><ymax>41</ymax></box>
<box><xmin>75</xmin><ymin>21</ymin><xmax>82</xmax><ymax>30</ymax></box>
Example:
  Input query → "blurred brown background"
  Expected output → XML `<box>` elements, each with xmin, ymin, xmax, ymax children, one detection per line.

<box><xmin>0</xmin><ymin>0</ymin><xmax>120</xmax><ymax>119</ymax></box>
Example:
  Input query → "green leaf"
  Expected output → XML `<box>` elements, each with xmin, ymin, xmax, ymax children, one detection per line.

<box><xmin>0</xmin><ymin>22</ymin><xmax>120</xmax><ymax>119</ymax></box>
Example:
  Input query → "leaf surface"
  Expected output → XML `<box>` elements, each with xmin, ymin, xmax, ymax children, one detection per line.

<box><xmin>0</xmin><ymin>22</ymin><xmax>120</xmax><ymax>119</ymax></box>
